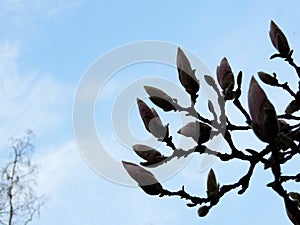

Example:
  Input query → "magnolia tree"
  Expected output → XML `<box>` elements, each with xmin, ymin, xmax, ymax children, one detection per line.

<box><xmin>122</xmin><ymin>21</ymin><xmax>300</xmax><ymax>224</ymax></box>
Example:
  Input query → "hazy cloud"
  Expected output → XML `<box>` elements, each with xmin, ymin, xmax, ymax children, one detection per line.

<box><xmin>0</xmin><ymin>41</ymin><xmax>70</xmax><ymax>146</ymax></box>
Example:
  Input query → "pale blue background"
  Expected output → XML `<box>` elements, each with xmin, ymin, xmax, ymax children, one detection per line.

<box><xmin>0</xmin><ymin>1</ymin><xmax>299</xmax><ymax>224</ymax></box>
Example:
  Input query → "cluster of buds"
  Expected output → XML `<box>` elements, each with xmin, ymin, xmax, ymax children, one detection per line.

<box><xmin>120</xmin><ymin>20</ymin><xmax>300</xmax><ymax>223</ymax></box>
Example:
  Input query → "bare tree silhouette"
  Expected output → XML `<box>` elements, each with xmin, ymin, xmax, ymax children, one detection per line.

<box><xmin>0</xmin><ymin>130</ymin><xmax>45</xmax><ymax>225</ymax></box>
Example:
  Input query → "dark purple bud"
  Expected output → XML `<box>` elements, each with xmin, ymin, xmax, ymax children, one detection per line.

<box><xmin>289</xmin><ymin>192</ymin><xmax>300</xmax><ymax>206</ymax></box>
<box><xmin>132</xmin><ymin>144</ymin><xmax>166</xmax><ymax>166</ymax></box>
<box><xmin>248</xmin><ymin>77</ymin><xmax>279</xmax><ymax>142</ymax></box>
<box><xmin>149</xmin><ymin>107</ymin><xmax>168</xmax><ymax>139</ymax></box>
<box><xmin>285</xmin><ymin>100</ymin><xmax>300</xmax><ymax>115</ymax></box>
<box><xmin>207</xmin><ymin>169</ymin><xmax>219</xmax><ymax>198</ymax></box>
<box><xmin>197</xmin><ymin>205</ymin><xmax>210</xmax><ymax>217</ymax></box>
<box><xmin>278</xmin><ymin>120</ymin><xmax>290</xmax><ymax>132</ymax></box>
<box><xmin>122</xmin><ymin>161</ymin><xmax>163</xmax><ymax>195</ymax></box>
<box><xmin>144</xmin><ymin>86</ymin><xmax>177</xmax><ymax>112</ymax></box>
<box><xmin>216</xmin><ymin>57</ymin><xmax>234</xmax><ymax>91</ymax></box>
<box><xmin>137</xmin><ymin>98</ymin><xmax>155</xmax><ymax>132</ymax></box>
<box><xmin>137</xmin><ymin>98</ymin><xmax>168</xmax><ymax>139</ymax></box>
<box><xmin>269</xmin><ymin>20</ymin><xmax>290</xmax><ymax>57</ymax></box>
<box><xmin>177</xmin><ymin>48</ymin><xmax>199</xmax><ymax>98</ymax></box>
<box><xmin>284</xmin><ymin>198</ymin><xmax>300</xmax><ymax>225</ymax></box>
<box><xmin>257</xmin><ymin>71</ymin><xmax>278</xmax><ymax>86</ymax></box>
<box><xmin>177</xmin><ymin>121</ymin><xmax>198</xmax><ymax>141</ymax></box>
<box><xmin>177</xmin><ymin>121</ymin><xmax>212</xmax><ymax>144</ymax></box>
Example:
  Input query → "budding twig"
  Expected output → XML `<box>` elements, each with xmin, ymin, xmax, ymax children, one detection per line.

<box><xmin>233</xmin><ymin>98</ymin><xmax>252</xmax><ymax>124</ymax></box>
<box><xmin>285</xmin><ymin>53</ymin><xmax>300</xmax><ymax>79</ymax></box>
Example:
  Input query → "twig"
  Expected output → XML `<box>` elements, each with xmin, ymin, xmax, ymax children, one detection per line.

<box><xmin>233</xmin><ymin>98</ymin><xmax>252</xmax><ymax>124</ymax></box>
<box><xmin>285</xmin><ymin>54</ymin><xmax>300</xmax><ymax>79</ymax></box>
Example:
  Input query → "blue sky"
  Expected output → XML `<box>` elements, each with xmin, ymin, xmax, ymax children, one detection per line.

<box><xmin>0</xmin><ymin>0</ymin><xmax>300</xmax><ymax>224</ymax></box>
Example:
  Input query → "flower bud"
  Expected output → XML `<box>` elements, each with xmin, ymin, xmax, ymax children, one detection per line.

<box><xmin>284</xmin><ymin>198</ymin><xmax>300</xmax><ymax>225</ymax></box>
<box><xmin>278</xmin><ymin>120</ymin><xmax>290</xmax><ymax>133</ymax></box>
<box><xmin>269</xmin><ymin>20</ymin><xmax>290</xmax><ymax>57</ymax></box>
<box><xmin>197</xmin><ymin>205</ymin><xmax>210</xmax><ymax>217</ymax></box>
<box><xmin>177</xmin><ymin>48</ymin><xmax>199</xmax><ymax>99</ymax></box>
<box><xmin>122</xmin><ymin>161</ymin><xmax>163</xmax><ymax>195</ymax></box>
<box><xmin>137</xmin><ymin>98</ymin><xmax>168</xmax><ymax>139</ymax></box>
<box><xmin>279</xmin><ymin>135</ymin><xmax>299</xmax><ymax>152</ymax></box>
<box><xmin>177</xmin><ymin>121</ymin><xmax>212</xmax><ymax>144</ymax></box>
<box><xmin>285</xmin><ymin>100</ymin><xmax>300</xmax><ymax>115</ymax></box>
<box><xmin>144</xmin><ymin>86</ymin><xmax>177</xmax><ymax>112</ymax></box>
<box><xmin>248</xmin><ymin>77</ymin><xmax>279</xmax><ymax>142</ymax></box>
<box><xmin>217</xmin><ymin>57</ymin><xmax>234</xmax><ymax>91</ymax></box>
<box><xmin>207</xmin><ymin>169</ymin><xmax>219</xmax><ymax>198</ymax></box>
<box><xmin>132</xmin><ymin>144</ymin><xmax>166</xmax><ymax>166</ymax></box>
<box><xmin>257</xmin><ymin>71</ymin><xmax>278</xmax><ymax>86</ymax></box>
<box><xmin>289</xmin><ymin>192</ymin><xmax>300</xmax><ymax>206</ymax></box>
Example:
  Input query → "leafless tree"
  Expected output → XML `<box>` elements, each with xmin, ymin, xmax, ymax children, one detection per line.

<box><xmin>0</xmin><ymin>130</ymin><xmax>45</xmax><ymax>225</ymax></box>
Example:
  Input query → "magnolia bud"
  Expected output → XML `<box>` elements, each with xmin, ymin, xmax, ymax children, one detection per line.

<box><xmin>263</xmin><ymin>103</ymin><xmax>280</xmax><ymax>140</ymax></box>
<box><xmin>289</xmin><ymin>192</ymin><xmax>300</xmax><ymax>206</ymax></box>
<box><xmin>137</xmin><ymin>98</ymin><xmax>168</xmax><ymax>139</ymax></box>
<box><xmin>217</xmin><ymin>57</ymin><xmax>234</xmax><ymax>91</ymax></box>
<box><xmin>132</xmin><ymin>144</ymin><xmax>166</xmax><ymax>166</ymax></box>
<box><xmin>207</xmin><ymin>169</ymin><xmax>219</xmax><ymax>198</ymax></box>
<box><xmin>144</xmin><ymin>86</ymin><xmax>177</xmax><ymax>112</ymax></box>
<box><xmin>285</xmin><ymin>100</ymin><xmax>300</xmax><ymax>114</ymax></box>
<box><xmin>197</xmin><ymin>205</ymin><xmax>210</xmax><ymax>217</ymax></box>
<box><xmin>122</xmin><ymin>161</ymin><xmax>163</xmax><ymax>195</ymax></box>
<box><xmin>269</xmin><ymin>20</ymin><xmax>290</xmax><ymax>57</ymax></box>
<box><xmin>248</xmin><ymin>77</ymin><xmax>279</xmax><ymax>142</ymax></box>
<box><xmin>177</xmin><ymin>121</ymin><xmax>212</xmax><ymax>144</ymax></box>
<box><xmin>284</xmin><ymin>198</ymin><xmax>300</xmax><ymax>225</ymax></box>
<box><xmin>278</xmin><ymin>119</ymin><xmax>290</xmax><ymax>132</ymax></box>
<box><xmin>177</xmin><ymin>48</ymin><xmax>199</xmax><ymax>100</ymax></box>
<box><xmin>258</xmin><ymin>71</ymin><xmax>278</xmax><ymax>86</ymax></box>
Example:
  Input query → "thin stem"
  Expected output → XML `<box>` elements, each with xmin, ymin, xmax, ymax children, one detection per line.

<box><xmin>278</xmin><ymin>114</ymin><xmax>300</xmax><ymax>120</ymax></box>
<box><xmin>160</xmin><ymin>186</ymin><xmax>208</xmax><ymax>205</ymax></box>
<box><xmin>176</xmin><ymin>104</ymin><xmax>211</xmax><ymax>125</ymax></box>
<box><xmin>163</xmin><ymin>135</ymin><xmax>176</xmax><ymax>150</ymax></box>
<box><xmin>277</xmin><ymin>81</ymin><xmax>297</xmax><ymax>98</ymax></box>
<box><xmin>280</xmin><ymin>173</ymin><xmax>300</xmax><ymax>183</ymax></box>
<box><xmin>233</xmin><ymin>98</ymin><xmax>252</xmax><ymax>124</ymax></box>
<box><xmin>219</xmin><ymin>162</ymin><xmax>256</xmax><ymax>195</ymax></box>
<box><xmin>285</xmin><ymin>54</ymin><xmax>300</xmax><ymax>79</ymax></box>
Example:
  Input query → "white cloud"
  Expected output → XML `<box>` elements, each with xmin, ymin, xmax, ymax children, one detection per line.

<box><xmin>34</xmin><ymin>141</ymin><xmax>81</xmax><ymax>195</ymax></box>
<box><xmin>47</xmin><ymin>1</ymin><xmax>82</xmax><ymax>16</ymax></box>
<box><xmin>0</xmin><ymin>41</ymin><xmax>70</xmax><ymax>147</ymax></box>
<box><xmin>0</xmin><ymin>0</ymin><xmax>81</xmax><ymax>17</ymax></box>
<box><xmin>0</xmin><ymin>0</ymin><xmax>81</xmax><ymax>31</ymax></box>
